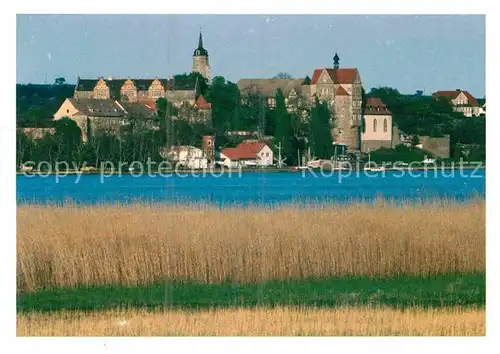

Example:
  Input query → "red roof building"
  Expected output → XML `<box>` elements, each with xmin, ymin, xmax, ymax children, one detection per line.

<box><xmin>433</xmin><ymin>89</ymin><xmax>478</xmax><ymax>106</ymax></box>
<box><xmin>432</xmin><ymin>89</ymin><xmax>481</xmax><ymax>117</ymax></box>
<box><xmin>310</xmin><ymin>68</ymin><xmax>360</xmax><ymax>85</ymax></box>
<box><xmin>195</xmin><ymin>95</ymin><xmax>211</xmax><ymax>110</ymax></box>
<box><xmin>219</xmin><ymin>141</ymin><xmax>273</xmax><ymax>167</ymax></box>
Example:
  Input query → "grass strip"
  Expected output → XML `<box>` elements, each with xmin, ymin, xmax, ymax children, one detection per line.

<box><xmin>17</xmin><ymin>273</ymin><xmax>485</xmax><ymax>312</ymax></box>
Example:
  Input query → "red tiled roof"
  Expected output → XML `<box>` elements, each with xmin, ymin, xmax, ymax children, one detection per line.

<box><xmin>310</xmin><ymin>68</ymin><xmax>359</xmax><ymax>85</ymax></box>
<box><xmin>364</xmin><ymin>97</ymin><xmax>392</xmax><ymax>115</ymax></box>
<box><xmin>310</xmin><ymin>70</ymin><xmax>323</xmax><ymax>85</ymax></box>
<box><xmin>136</xmin><ymin>99</ymin><xmax>157</xmax><ymax>112</ymax></box>
<box><xmin>433</xmin><ymin>90</ymin><xmax>478</xmax><ymax>106</ymax></box>
<box><xmin>220</xmin><ymin>142</ymin><xmax>268</xmax><ymax>160</ymax></box>
<box><xmin>195</xmin><ymin>95</ymin><xmax>211</xmax><ymax>110</ymax></box>
<box><xmin>335</xmin><ymin>86</ymin><xmax>350</xmax><ymax>96</ymax></box>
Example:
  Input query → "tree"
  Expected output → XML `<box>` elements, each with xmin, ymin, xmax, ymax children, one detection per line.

<box><xmin>16</xmin><ymin>130</ymin><xmax>34</xmax><ymax>167</ymax></box>
<box><xmin>239</xmin><ymin>90</ymin><xmax>268</xmax><ymax>133</ymax></box>
<box><xmin>53</xmin><ymin>117</ymin><xmax>82</xmax><ymax>164</ymax></box>
<box><xmin>273</xmin><ymin>89</ymin><xmax>296</xmax><ymax>165</ymax></box>
<box><xmin>308</xmin><ymin>96</ymin><xmax>333</xmax><ymax>159</ymax></box>
<box><xmin>410</xmin><ymin>135</ymin><xmax>420</xmax><ymax>147</ymax></box>
<box><xmin>273</xmin><ymin>72</ymin><xmax>293</xmax><ymax>79</ymax></box>
<box><xmin>54</xmin><ymin>77</ymin><xmax>66</xmax><ymax>85</ymax></box>
<box><xmin>155</xmin><ymin>97</ymin><xmax>177</xmax><ymax>147</ymax></box>
<box><xmin>370</xmin><ymin>145</ymin><xmax>430</xmax><ymax>164</ymax></box>
<box><xmin>207</xmin><ymin>76</ymin><xmax>240</xmax><ymax>134</ymax></box>
<box><xmin>174</xmin><ymin>72</ymin><xmax>209</xmax><ymax>97</ymax></box>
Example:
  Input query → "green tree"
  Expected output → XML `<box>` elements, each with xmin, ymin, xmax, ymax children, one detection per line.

<box><xmin>207</xmin><ymin>76</ymin><xmax>240</xmax><ymax>134</ymax></box>
<box><xmin>16</xmin><ymin>130</ymin><xmax>34</xmax><ymax>167</ymax></box>
<box><xmin>308</xmin><ymin>96</ymin><xmax>333</xmax><ymax>159</ymax></box>
<box><xmin>54</xmin><ymin>77</ymin><xmax>66</xmax><ymax>85</ymax></box>
<box><xmin>273</xmin><ymin>72</ymin><xmax>293</xmax><ymax>79</ymax></box>
<box><xmin>273</xmin><ymin>89</ymin><xmax>296</xmax><ymax>165</ymax></box>
<box><xmin>370</xmin><ymin>145</ymin><xmax>430</xmax><ymax>164</ymax></box>
<box><xmin>174</xmin><ymin>72</ymin><xmax>209</xmax><ymax>97</ymax></box>
<box><xmin>53</xmin><ymin>117</ymin><xmax>82</xmax><ymax>164</ymax></box>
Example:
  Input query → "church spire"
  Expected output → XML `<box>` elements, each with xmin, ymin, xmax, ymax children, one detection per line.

<box><xmin>193</xmin><ymin>29</ymin><xmax>208</xmax><ymax>57</ymax></box>
<box><xmin>198</xmin><ymin>29</ymin><xmax>204</xmax><ymax>49</ymax></box>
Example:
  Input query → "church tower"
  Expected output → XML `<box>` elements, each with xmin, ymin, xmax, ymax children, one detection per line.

<box><xmin>192</xmin><ymin>31</ymin><xmax>211</xmax><ymax>82</ymax></box>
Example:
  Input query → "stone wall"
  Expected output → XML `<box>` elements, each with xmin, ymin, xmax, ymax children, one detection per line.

<box><xmin>19</xmin><ymin>128</ymin><xmax>55</xmax><ymax>139</ymax></box>
<box><xmin>418</xmin><ymin>135</ymin><xmax>451</xmax><ymax>159</ymax></box>
<box><xmin>361</xmin><ymin>140</ymin><xmax>392</xmax><ymax>152</ymax></box>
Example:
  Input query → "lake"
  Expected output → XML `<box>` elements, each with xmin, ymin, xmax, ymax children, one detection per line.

<box><xmin>16</xmin><ymin>168</ymin><xmax>485</xmax><ymax>206</ymax></box>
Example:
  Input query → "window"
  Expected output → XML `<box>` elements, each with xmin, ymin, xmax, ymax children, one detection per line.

<box><xmin>383</xmin><ymin>119</ymin><xmax>388</xmax><ymax>132</ymax></box>
<box><xmin>266</xmin><ymin>152</ymin><xmax>269</xmax><ymax>157</ymax></box>
<box><xmin>66</xmin><ymin>109</ymin><xmax>70</xmax><ymax>114</ymax></box>
<box><xmin>373</xmin><ymin>119</ymin><xmax>377</xmax><ymax>132</ymax></box>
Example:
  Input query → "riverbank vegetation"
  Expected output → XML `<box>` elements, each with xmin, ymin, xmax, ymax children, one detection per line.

<box><xmin>17</xmin><ymin>306</ymin><xmax>485</xmax><ymax>336</ymax></box>
<box><xmin>17</xmin><ymin>200</ymin><xmax>485</xmax><ymax>335</ymax></box>
<box><xmin>17</xmin><ymin>200</ymin><xmax>485</xmax><ymax>292</ymax></box>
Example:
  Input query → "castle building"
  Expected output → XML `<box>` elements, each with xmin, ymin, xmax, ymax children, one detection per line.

<box><xmin>237</xmin><ymin>53</ymin><xmax>363</xmax><ymax>152</ymax></box>
<box><xmin>72</xmin><ymin>31</ymin><xmax>212</xmax><ymax>108</ymax></box>
<box><xmin>308</xmin><ymin>53</ymin><xmax>362</xmax><ymax>151</ymax></box>
<box><xmin>192</xmin><ymin>32</ymin><xmax>211</xmax><ymax>82</ymax></box>
<box><xmin>73</xmin><ymin>76</ymin><xmax>199</xmax><ymax>108</ymax></box>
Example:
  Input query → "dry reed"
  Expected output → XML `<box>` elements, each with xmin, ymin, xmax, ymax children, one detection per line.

<box><xmin>17</xmin><ymin>200</ymin><xmax>485</xmax><ymax>292</ymax></box>
<box><xmin>17</xmin><ymin>306</ymin><xmax>485</xmax><ymax>336</ymax></box>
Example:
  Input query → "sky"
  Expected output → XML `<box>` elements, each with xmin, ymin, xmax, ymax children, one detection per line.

<box><xmin>16</xmin><ymin>14</ymin><xmax>485</xmax><ymax>97</ymax></box>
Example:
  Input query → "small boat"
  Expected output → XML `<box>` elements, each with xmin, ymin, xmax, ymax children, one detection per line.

<box><xmin>364</xmin><ymin>166</ymin><xmax>386</xmax><ymax>172</ymax></box>
<box><xmin>290</xmin><ymin>166</ymin><xmax>311</xmax><ymax>172</ymax></box>
<box><xmin>364</xmin><ymin>151</ymin><xmax>386</xmax><ymax>172</ymax></box>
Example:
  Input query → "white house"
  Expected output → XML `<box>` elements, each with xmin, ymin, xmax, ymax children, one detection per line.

<box><xmin>162</xmin><ymin>145</ymin><xmax>208</xmax><ymax>169</ymax></box>
<box><xmin>219</xmin><ymin>141</ymin><xmax>273</xmax><ymax>168</ymax></box>
<box><xmin>432</xmin><ymin>90</ymin><xmax>481</xmax><ymax>117</ymax></box>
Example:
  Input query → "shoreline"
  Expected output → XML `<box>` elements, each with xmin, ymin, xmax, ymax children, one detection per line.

<box><xmin>16</xmin><ymin>164</ymin><xmax>486</xmax><ymax>176</ymax></box>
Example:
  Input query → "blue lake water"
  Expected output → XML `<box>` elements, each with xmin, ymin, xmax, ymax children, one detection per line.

<box><xmin>16</xmin><ymin>168</ymin><xmax>485</xmax><ymax>206</ymax></box>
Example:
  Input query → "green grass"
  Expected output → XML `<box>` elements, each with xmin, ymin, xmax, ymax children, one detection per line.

<box><xmin>17</xmin><ymin>273</ymin><xmax>485</xmax><ymax>313</ymax></box>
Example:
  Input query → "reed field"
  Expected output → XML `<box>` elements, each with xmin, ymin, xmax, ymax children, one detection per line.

<box><xmin>17</xmin><ymin>306</ymin><xmax>485</xmax><ymax>336</ymax></box>
<box><xmin>17</xmin><ymin>200</ymin><xmax>485</xmax><ymax>293</ymax></box>
<box><xmin>16</xmin><ymin>200</ymin><xmax>486</xmax><ymax>336</ymax></box>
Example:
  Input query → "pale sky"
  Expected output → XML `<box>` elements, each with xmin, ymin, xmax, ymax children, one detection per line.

<box><xmin>16</xmin><ymin>14</ymin><xmax>485</xmax><ymax>97</ymax></box>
